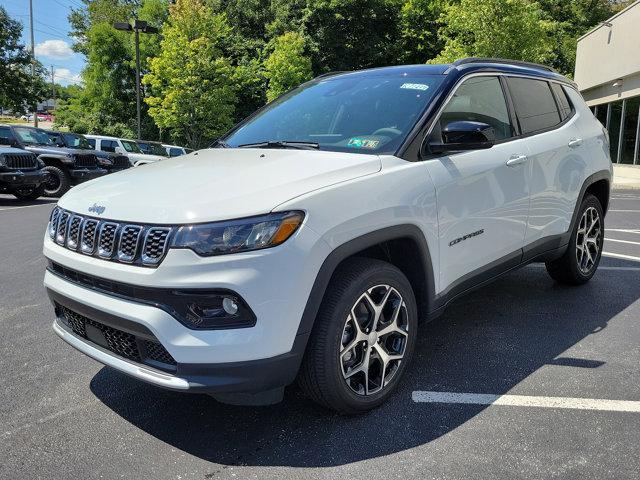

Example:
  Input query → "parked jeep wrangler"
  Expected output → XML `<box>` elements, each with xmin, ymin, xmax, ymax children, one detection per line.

<box><xmin>0</xmin><ymin>147</ymin><xmax>49</xmax><ymax>200</ymax></box>
<box><xmin>44</xmin><ymin>130</ymin><xmax>131</xmax><ymax>174</ymax></box>
<box><xmin>0</xmin><ymin>125</ymin><xmax>107</xmax><ymax>197</ymax></box>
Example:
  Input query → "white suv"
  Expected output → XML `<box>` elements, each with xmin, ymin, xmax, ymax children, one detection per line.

<box><xmin>85</xmin><ymin>135</ymin><xmax>165</xmax><ymax>166</ymax></box>
<box><xmin>44</xmin><ymin>59</ymin><xmax>611</xmax><ymax>413</ymax></box>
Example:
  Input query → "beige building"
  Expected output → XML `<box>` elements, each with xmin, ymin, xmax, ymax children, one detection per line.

<box><xmin>575</xmin><ymin>0</ymin><xmax>640</xmax><ymax>165</ymax></box>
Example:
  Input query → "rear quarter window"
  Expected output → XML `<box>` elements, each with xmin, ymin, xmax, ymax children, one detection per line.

<box><xmin>550</xmin><ymin>83</ymin><xmax>573</xmax><ymax>120</ymax></box>
<box><xmin>507</xmin><ymin>77</ymin><xmax>562</xmax><ymax>134</ymax></box>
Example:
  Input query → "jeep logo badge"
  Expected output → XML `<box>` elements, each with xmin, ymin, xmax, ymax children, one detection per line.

<box><xmin>88</xmin><ymin>203</ymin><xmax>106</xmax><ymax>215</ymax></box>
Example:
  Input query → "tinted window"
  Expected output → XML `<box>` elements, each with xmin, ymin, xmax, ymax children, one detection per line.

<box><xmin>432</xmin><ymin>76</ymin><xmax>513</xmax><ymax>142</ymax></box>
<box><xmin>121</xmin><ymin>140</ymin><xmax>142</xmax><ymax>153</ymax></box>
<box><xmin>13</xmin><ymin>127</ymin><xmax>53</xmax><ymax>146</ymax></box>
<box><xmin>169</xmin><ymin>147</ymin><xmax>183</xmax><ymax>157</ymax></box>
<box><xmin>507</xmin><ymin>78</ymin><xmax>561</xmax><ymax>134</ymax></box>
<box><xmin>86</xmin><ymin>138</ymin><xmax>96</xmax><ymax>148</ymax></box>
<box><xmin>225</xmin><ymin>73</ymin><xmax>444</xmax><ymax>155</ymax></box>
<box><xmin>551</xmin><ymin>83</ymin><xmax>572</xmax><ymax>120</ymax></box>
<box><xmin>0</xmin><ymin>126</ymin><xmax>14</xmax><ymax>145</ymax></box>
<box><xmin>101</xmin><ymin>140</ymin><xmax>117</xmax><ymax>153</ymax></box>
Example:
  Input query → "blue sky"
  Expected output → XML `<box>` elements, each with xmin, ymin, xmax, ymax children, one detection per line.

<box><xmin>1</xmin><ymin>0</ymin><xmax>86</xmax><ymax>86</ymax></box>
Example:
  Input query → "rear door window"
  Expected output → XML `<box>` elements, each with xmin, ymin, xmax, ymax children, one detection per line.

<box><xmin>506</xmin><ymin>77</ymin><xmax>562</xmax><ymax>134</ymax></box>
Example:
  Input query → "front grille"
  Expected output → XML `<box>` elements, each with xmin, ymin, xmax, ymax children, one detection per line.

<box><xmin>3</xmin><ymin>153</ymin><xmax>37</xmax><ymax>169</ymax></box>
<box><xmin>73</xmin><ymin>154</ymin><xmax>98</xmax><ymax>168</ymax></box>
<box><xmin>113</xmin><ymin>155</ymin><xmax>130</xmax><ymax>168</ymax></box>
<box><xmin>59</xmin><ymin>305</ymin><xmax>176</xmax><ymax>370</ymax></box>
<box><xmin>48</xmin><ymin>207</ymin><xmax>173</xmax><ymax>267</ymax></box>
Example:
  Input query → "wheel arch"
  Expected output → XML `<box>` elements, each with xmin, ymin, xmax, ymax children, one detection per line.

<box><xmin>296</xmin><ymin>224</ymin><xmax>436</xmax><ymax>341</ymax></box>
<box><xmin>38</xmin><ymin>155</ymin><xmax>68</xmax><ymax>169</ymax></box>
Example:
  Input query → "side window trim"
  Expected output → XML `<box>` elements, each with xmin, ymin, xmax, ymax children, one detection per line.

<box><xmin>549</xmin><ymin>82</ymin><xmax>576</xmax><ymax>122</ymax></box>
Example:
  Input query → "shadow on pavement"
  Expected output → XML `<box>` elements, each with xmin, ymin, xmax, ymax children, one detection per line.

<box><xmin>90</xmin><ymin>262</ymin><xmax>640</xmax><ymax>468</ymax></box>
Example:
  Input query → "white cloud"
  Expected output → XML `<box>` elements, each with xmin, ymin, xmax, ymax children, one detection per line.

<box><xmin>54</xmin><ymin>68</ymin><xmax>83</xmax><ymax>86</ymax></box>
<box><xmin>35</xmin><ymin>39</ymin><xmax>74</xmax><ymax>60</ymax></box>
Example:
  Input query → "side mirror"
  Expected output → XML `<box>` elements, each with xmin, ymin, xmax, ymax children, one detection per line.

<box><xmin>114</xmin><ymin>146</ymin><xmax>125</xmax><ymax>154</ymax></box>
<box><xmin>428</xmin><ymin>120</ymin><xmax>495</xmax><ymax>154</ymax></box>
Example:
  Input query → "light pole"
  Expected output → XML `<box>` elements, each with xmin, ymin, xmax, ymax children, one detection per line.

<box><xmin>114</xmin><ymin>20</ymin><xmax>158</xmax><ymax>140</ymax></box>
<box><xmin>29</xmin><ymin>0</ymin><xmax>38</xmax><ymax>127</ymax></box>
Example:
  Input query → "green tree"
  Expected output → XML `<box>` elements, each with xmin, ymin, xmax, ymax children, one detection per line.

<box><xmin>431</xmin><ymin>0</ymin><xmax>555</xmax><ymax>65</ymax></box>
<box><xmin>398</xmin><ymin>0</ymin><xmax>447</xmax><ymax>64</ymax></box>
<box><xmin>143</xmin><ymin>0</ymin><xmax>237</xmax><ymax>147</ymax></box>
<box><xmin>264</xmin><ymin>32</ymin><xmax>312</xmax><ymax>101</ymax></box>
<box><xmin>302</xmin><ymin>0</ymin><xmax>403</xmax><ymax>73</ymax></box>
<box><xmin>0</xmin><ymin>7</ymin><xmax>48</xmax><ymax>114</ymax></box>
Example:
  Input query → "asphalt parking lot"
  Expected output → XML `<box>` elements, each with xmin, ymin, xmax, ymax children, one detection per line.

<box><xmin>1</xmin><ymin>191</ymin><xmax>639</xmax><ymax>479</ymax></box>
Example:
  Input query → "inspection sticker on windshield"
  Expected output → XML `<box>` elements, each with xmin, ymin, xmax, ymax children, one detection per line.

<box><xmin>400</xmin><ymin>83</ymin><xmax>429</xmax><ymax>91</ymax></box>
<box><xmin>347</xmin><ymin>138</ymin><xmax>380</xmax><ymax>149</ymax></box>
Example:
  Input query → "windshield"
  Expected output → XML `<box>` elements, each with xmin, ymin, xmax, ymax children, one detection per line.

<box><xmin>14</xmin><ymin>127</ymin><xmax>53</xmax><ymax>146</ymax></box>
<box><xmin>62</xmin><ymin>133</ymin><xmax>92</xmax><ymax>149</ymax></box>
<box><xmin>138</xmin><ymin>141</ymin><xmax>167</xmax><ymax>156</ymax></box>
<box><xmin>121</xmin><ymin>140</ymin><xmax>142</xmax><ymax>153</ymax></box>
<box><xmin>223</xmin><ymin>73</ymin><xmax>444</xmax><ymax>155</ymax></box>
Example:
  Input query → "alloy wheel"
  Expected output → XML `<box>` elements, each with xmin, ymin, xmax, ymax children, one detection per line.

<box><xmin>576</xmin><ymin>206</ymin><xmax>602</xmax><ymax>274</ymax></box>
<box><xmin>340</xmin><ymin>284</ymin><xmax>409</xmax><ymax>396</ymax></box>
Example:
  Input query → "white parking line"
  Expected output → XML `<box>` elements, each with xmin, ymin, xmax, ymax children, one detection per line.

<box><xmin>0</xmin><ymin>203</ymin><xmax>55</xmax><ymax>212</ymax></box>
<box><xmin>607</xmin><ymin>228</ymin><xmax>640</xmax><ymax>234</ymax></box>
<box><xmin>608</xmin><ymin>209</ymin><xmax>640</xmax><ymax>213</ymax></box>
<box><xmin>411</xmin><ymin>391</ymin><xmax>640</xmax><ymax>413</ymax></box>
<box><xmin>605</xmin><ymin>238</ymin><xmax>640</xmax><ymax>246</ymax></box>
<box><xmin>602</xmin><ymin>251</ymin><xmax>640</xmax><ymax>262</ymax></box>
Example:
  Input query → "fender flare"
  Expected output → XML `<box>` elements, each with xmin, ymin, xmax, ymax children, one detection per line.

<box><xmin>295</xmin><ymin>224</ymin><xmax>435</xmax><ymax>339</ymax></box>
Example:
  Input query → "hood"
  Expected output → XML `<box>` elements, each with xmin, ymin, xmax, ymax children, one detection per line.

<box><xmin>25</xmin><ymin>145</ymin><xmax>95</xmax><ymax>157</ymax></box>
<box><xmin>58</xmin><ymin>148</ymin><xmax>382</xmax><ymax>224</ymax></box>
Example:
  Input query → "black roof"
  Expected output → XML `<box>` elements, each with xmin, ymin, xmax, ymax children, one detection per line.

<box><xmin>315</xmin><ymin>58</ymin><xmax>574</xmax><ymax>87</ymax></box>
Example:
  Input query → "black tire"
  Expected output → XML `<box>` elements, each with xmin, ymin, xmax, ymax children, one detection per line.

<box><xmin>13</xmin><ymin>184</ymin><xmax>45</xmax><ymax>201</ymax></box>
<box><xmin>545</xmin><ymin>194</ymin><xmax>604</xmax><ymax>285</ymax></box>
<box><xmin>299</xmin><ymin>257</ymin><xmax>418</xmax><ymax>414</ymax></box>
<box><xmin>42</xmin><ymin>166</ymin><xmax>71</xmax><ymax>197</ymax></box>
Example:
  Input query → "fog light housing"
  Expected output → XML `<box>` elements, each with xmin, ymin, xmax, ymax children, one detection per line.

<box><xmin>182</xmin><ymin>293</ymin><xmax>255</xmax><ymax>329</ymax></box>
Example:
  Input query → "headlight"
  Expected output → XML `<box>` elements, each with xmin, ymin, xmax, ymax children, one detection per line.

<box><xmin>171</xmin><ymin>211</ymin><xmax>304</xmax><ymax>256</ymax></box>
<box><xmin>0</xmin><ymin>155</ymin><xmax>5</xmax><ymax>167</ymax></box>
<box><xmin>97</xmin><ymin>156</ymin><xmax>113</xmax><ymax>166</ymax></box>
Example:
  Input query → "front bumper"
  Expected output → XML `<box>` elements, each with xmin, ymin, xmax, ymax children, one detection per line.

<box><xmin>0</xmin><ymin>169</ymin><xmax>49</xmax><ymax>189</ymax></box>
<box><xmin>69</xmin><ymin>167</ymin><xmax>107</xmax><ymax>183</ymax></box>
<box><xmin>49</xmin><ymin>285</ymin><xmax>306</xmax><ymax>394</ymax></box>
<box><xmin>43</xmin><ymin>223</ymin><xmax>331</xmax><ymax>396</ymax></box>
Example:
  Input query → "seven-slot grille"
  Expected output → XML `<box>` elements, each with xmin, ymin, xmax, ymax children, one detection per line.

<box><xmin>3</xmin><ymin>153</ymin><xmax>37</xmax><ymax>169</ymax></box>
<box><xmin>73</xmin><ymin>153</ymin><xmax>98</xmax><ymax>168</ymax></box>
<box><xmin>49</xmin><ymin>207</ymin><xmax>173</xmax><ymax>267</ymax></box>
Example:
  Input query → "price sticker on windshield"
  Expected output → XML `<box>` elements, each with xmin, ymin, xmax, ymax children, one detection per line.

<box><xmin>400</xmin><ymin>83</ymin><xmax>430</xmax><ymax>91</ymax></box>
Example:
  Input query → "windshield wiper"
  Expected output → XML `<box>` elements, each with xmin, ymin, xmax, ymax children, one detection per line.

<box><xmin>238</xmin><ymin>140</ymin><xmax>320</xmax><ymax>150</ymax></box>
<box><xmin>211</xmin><ymin>139</ymin><xmax>230</xmax><ymax>148</ymax></box>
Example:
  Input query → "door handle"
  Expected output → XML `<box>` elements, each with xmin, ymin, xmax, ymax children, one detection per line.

<box><xmin>568</xmin><ymin>138</ymin><xmax>583</xmax><ymax>148</ymax></box>
<box><xmin>506</xmin><ymin>154</ymin><xmax>528</xmax><ymax>167</ymax></box>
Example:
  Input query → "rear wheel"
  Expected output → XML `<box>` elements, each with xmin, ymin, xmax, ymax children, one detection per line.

<box><xmin>545</xmin><ymin>194</ymin><xmax>604</xmax><ymax>285</ymax></box>
<box><xmin>13</xmin><ymin>184</ymin><xmax>45</xmax><ymax>201</ymax></box>
<box><xmin>299</xmin><ymin>257</ymin><xmax>417</xmax><ymax>414</ymax></box>
<box><xmin>42</xmin><ymin>166</ymin><xmax>71</xmax><ymax>197</ymax></box>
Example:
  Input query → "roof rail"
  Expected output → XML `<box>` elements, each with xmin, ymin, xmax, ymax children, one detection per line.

<box><xmin>453</xmin><ymin>57</ymin><xmax>555</xmax><ymax>73</ymax></box>
<box><xmin>314</xmin><ymin>71</ymin><xmax>346</xmax><ymax>80</ymax></box>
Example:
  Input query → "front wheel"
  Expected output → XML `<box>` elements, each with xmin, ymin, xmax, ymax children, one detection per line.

<box><xmin>13</xmin><ymin>184</ymin><xmax>45</xmax><ymax>201</ymax></box>
<box><xmin>42</xmin><ymin>166</ymin><xmax>71</xmax><ymax>197</ymax></box>
<box><xmin>299</xmin><ymin>258</ymin><xmax>417</xmax><ymax>414</ymax></box>
<box><xmin>546</xmin><ymin>194</ymin><xmax>604</xmax><ymax>285</ymax></box>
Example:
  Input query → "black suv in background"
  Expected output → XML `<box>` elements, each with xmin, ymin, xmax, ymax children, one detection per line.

<box><xmin>0</xmin><ymin>146</ymin><xmax>49</xmax><ymax>200</ymax></box>
<box><xmin>0</xmin><ymin>125</ymin><xmax>106</xmax><ymax>197</ymax></box>
<box><xmin>44</xmin><ymin>130</ymin><xmax>130</xmax><ymax>174</ymax></box>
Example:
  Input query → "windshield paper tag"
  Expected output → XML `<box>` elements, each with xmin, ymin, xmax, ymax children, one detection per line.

<box><xmin>400</xmin><ymin>83</ymin><xmax>429</xmax><ymax>91</ymax></box>
<box><xmin>347</xmin><ymin>138</ymin><xmax>380</xmax><ymax>149</ymax></box>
